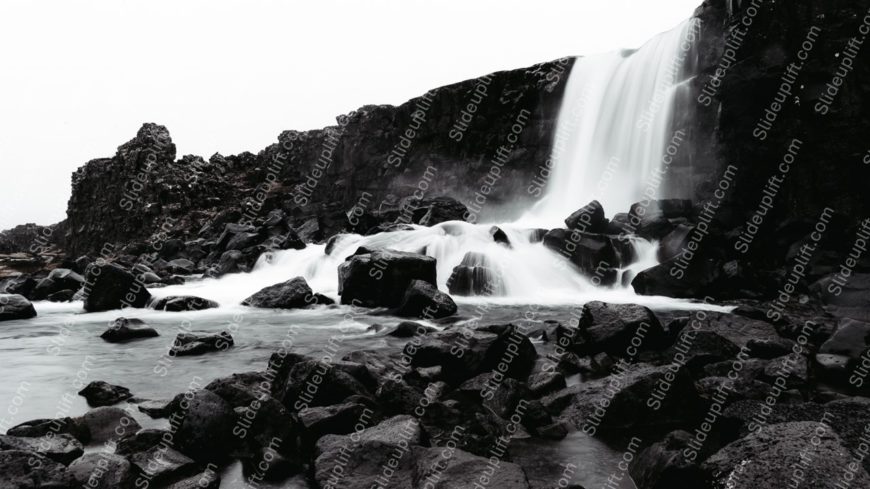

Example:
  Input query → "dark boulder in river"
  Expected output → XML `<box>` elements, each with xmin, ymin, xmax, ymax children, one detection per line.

<box><xmin>77</xmin><ymin>380</ymin><xmax>133</xmax><ymax>407</ymax></box>
<box><xmin>100</xmin><ymin>317</ymin><xmax>159</xmax><ymax>342</ymax></box>
<box><xmin>0</xmin><ymin>294</ymin><xmax>36</xmax><ymax>321</ymax></box>
<box><xmin>338</xmin><ymin>249</ymin><xmax>437</xmax><ymax>307</ymax></box>
<box><xmin>395</xmin><ymin>279</ymin><xmax>457</xmax><ymax>319</ymax></box>
<box><xmin>242</xmin><ymin>277</ymin><xmax>315</xmax><ymax>309</ymax></box>
<box><xmin>170</xmin><ymin>331</ymin><xmax>234</xmax><ymax>356</ymax></box>
<box><xmin>82</xmin><ymin>262</ymin><xmax>151</xmax><ymax>312</ymax></box>
<box><xmin>153</xmin><ymin>295</ymin><xmax>219</xmax><ymax>312</ymax></box>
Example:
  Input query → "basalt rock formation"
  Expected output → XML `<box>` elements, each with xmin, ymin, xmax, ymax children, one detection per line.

<box><xmin>62</xmin><ymin>59</ymin><xmax>574</xmax><ymax>260</ymax></box>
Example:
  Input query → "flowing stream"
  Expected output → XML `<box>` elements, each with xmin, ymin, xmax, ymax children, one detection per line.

<box><xmin>0</xmin><ymin>19</ymin><xmax>704</xmax><ymax>489</ymax></box>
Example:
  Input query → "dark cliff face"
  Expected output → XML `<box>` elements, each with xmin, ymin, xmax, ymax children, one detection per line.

<box><xmin>64</xmin><ymin>58</ymin><xmax>574</xmax><ymax>256</ymax></box>
<box><xmin>681</xmin><ymin>0</ymin><xmax>870</xmax><ymax>258</ymax></box>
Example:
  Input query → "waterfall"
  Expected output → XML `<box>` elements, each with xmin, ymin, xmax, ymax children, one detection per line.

<box><xmin>154</xmin><ymin>20</ymin><xmax>699</xmax><ymax>306</ymax></box>
<box><xmin>521</xmin><ymin>19</ymin><xmax>698</xmax><ymax>226</ymax></box>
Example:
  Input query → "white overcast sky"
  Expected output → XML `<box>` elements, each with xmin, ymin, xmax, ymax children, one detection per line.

<box><xmin>0</xmin><ymin>0</ymin><xmax>699</xmax><ymax>230</ymax></box>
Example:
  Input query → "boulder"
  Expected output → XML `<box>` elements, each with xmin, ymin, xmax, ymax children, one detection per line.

<box><xmin>46</xmin><ymin>290</ymin><xmax>76</xmax><ymax>302</ymax></box>
<box><xmin>77</xmin><ymin>380</ymin><xmax>133</xmax><ymax>406</ymax></box>
<box><xmin>67</xmin><ymin>452</ymin><xmax>133</xmax><ymax>489</ymax></box>
<box><xmin>100</xmin><ymin>317</ymin><xmax>159</xmax><ymax>342</ymax></box>
<box><xmin>0</xmin><ymin>434</ymin><xmax>83</xmax><ymax>464</ymax></box>
<box><xmin>32</xmin><ymin>268</ymin><xmax>84</xmax><ymax>300</ymax></box>
<box><xmin>313</xmin><ymin>415</ymin><xmax>422</xmax><ymax>489</ymax></box>
<box><xmin>0</xmin><ymin>294</ymin><xmax>36</xmax><ymax>321</ymax></box>
<box><xmin>298</xmin><ymin>401</ymin><xmax>373</xmax><ymax>444</ymax></box>
<box><xmin>6</xmin><ymin>417</ymin><xmax>89</xmax><ymax>443</ymax></box>
<box><xmin>446</xmin><ymin>251</ymin><xmax>505</xmax><ymax>296</ymax></box>
<box><xmin>277</xmin><ymin>359</ymin><xmax>371</xmax><ymax>410</ymax></box>
<box><xmin>338</xmin><ymin>249</ymin><xmax>437</xmax><ymax>307</ymax></box>
<box><xmin>410</xmin><ymin>324</ymin><xmax>537</xmax><ymax>384</ymax></box>
<box><xmin>82</xmin><ymin>262</ymin><xmax>151</xmax><ymax>312</ymax></box>
<box><xmin>816</xmin><ymin>318</ymin><xmax>870</xmax><ymax>384</ymax></box>
<box><xmin>574</xmin><ymin>301</ymin><xmax>666</xmax><ymax>355</ymax></box>
<box><xmin>174</xmin><ymin>390</ymin><xmax>237</xmax><ymax>462</ymax></box>
<box><xmin>542</xmin><ymin>229</ymin><xmax>621</xmax><ymax>275</ymax></box>
<box><xmin>629</xmin><ymin>430</ymin><xmax>704</xmax><ymax>489</ymax></box>
<box><xmin>541</xmin><ymin>363</ymin><xmax>700</xmax><ymax>433</ymax></box>
<box><xmin>136</xmin><ymin>399</ymin><xmax>173</xmax><ymax>418</ymax></box>
<box><xmin>395</xmin><ymin>279</ymin><xmax>457</xmax><ymax>319</ymax></box>
<box><xmin>631</xmin><ymin>257</ymin><xmax>722</xmax><ymax>299</ymax></box>
<box><xmin>241</xmin><ymin>277</ymin><xmax>315</xmax><ymax>309</ymax></box>
<box><xmin>701</xmin><ymin>421</ymin><xmax>870</xmax><ymax>488</ymax></box>
<box><xmin>386</xmin><ymin>321</ymin><xmax>437</xmax><ymax>338</ymax></box>
<box><xmin>153</xmin><ymin>295</ymin><xmax>219</xmax><ymax>311</ymax></box>
<box><xmin>169</xmin><ymin>331</ymin><xmax>234</xmax><ymax>356</ymax></box>
<box><xmin>412</xmin><ymin>446</ymin><xmax>532</xmax><ymax>488</ymax></box>
<box><xmin>412</xmin><ymin>197</ymin><xmax>469</xmax><ymax>225</ymax></box>
<box><xmin>128</xmin><ymin>445</ymin><xmax>198</xmax><ymax>485</ymax></box>
<box><xmin>165</xmin><ymin>258</ymin><xmax>196</xmax><ymax>275</ymax></box>
<box><xmin>0</xmin><ymin>450</ymin><xmax>77</xmax><ymax>488</ymax></box>
<box><xmin>489</xmin><ymin>225</ymin><xmax>511</xmax><ymax>247</ymax></box>
<box><xmin>565</xmin><ymin>200</ymin><xmax>607</xmax><ymax>233</ymax></box>
<box><xmin>114</xmin><ymin>429</ymin><xmax>169</xmax><ymax>456</ymax></box>
<box><xmin>78</xmin><ymin>406</ymin><xmax>141</xmax><ymax>444</ymax></box>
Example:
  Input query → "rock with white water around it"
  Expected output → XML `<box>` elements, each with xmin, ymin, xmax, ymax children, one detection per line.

<box><xmin>100</xmin><ymin>317</ymin><xmax>159</xmax><ymax>342</ymax></box>
<box><xmin>0</xmin><ymin>450</ymin><xmax>77</xmax><ymax>488</ymax></box>
<box><xmin>339</xmin><ymin>249</ymin><xmax>437</xmax><ymax>308</ymax></box>
<box><xmin>82</xmin><ymin>262</ymin><xmax>151</xmax><ymax>312</ymax></box>
<box><xmin>170</xmin><ymin>331</ymin><xmax>234</xmax><ymax>356</ymax></box>
<box><xmin>395</xmin><ymin>279</ymin><xmax>457</xmax><ymax>319</ymax></box>
<box><xmin>0</xmin><ymin>294</ymin><xmax>36</xmax><ymax>321</ymax></box>
<box><xmin>77</xmin><ymin>381</ymin><xmax>133</xmax><ymax>407</ymax></box>
<box><xmin>242</xmin><ymin>277</ymin><xmax>315</xmax><ymax>309</ymax></box>
<box><xmin>152</xmin><ymin>295</ymin><xmax>219</xmax><ymax>311</ymax></box>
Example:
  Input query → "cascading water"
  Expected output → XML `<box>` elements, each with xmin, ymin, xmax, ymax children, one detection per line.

<box><xmin>154</xmin><ymin>20</ymin><xmax>700</xmax><ymax>307</ymax></box>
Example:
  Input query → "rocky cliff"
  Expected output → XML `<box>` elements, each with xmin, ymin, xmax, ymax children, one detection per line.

<box><xmin>63</xmin><ymin>59</ymin><xmax>574</xmax><ymax>258</ymax></box>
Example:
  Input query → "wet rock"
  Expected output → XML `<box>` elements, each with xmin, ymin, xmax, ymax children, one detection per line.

<box><xmin>410</xmin><ymin>324</ymin><xmax>537</xmax><ymax>385</ymax></box>
<box><xmin>170</xmin><ymin>331</ymin><xmax>234</xmax><ymax>356</ymax></box>
<box><xmin>447</xmin><ymin>251</ymin><xmax>504</xmax><ymax>296</ymax></box>
<box><xmin>629</xmin><ymin>430</ymin><xmax>704</xmax><ymax>489</ymax></box>
<box><xmin>77</xmin><ymin>381</ymin><xmax>133</xmax><ymax>407</ymax></box>
<box><xmin>453</xmin><ymin>373</ymin><xmax>527</xmax><ymax>418</ymax></box>
<box><xmin>153</xmin><ymin>295</ymin><xmax>219</xmax><ymax>311</ymax></box>
<box><xmin>299</xmin><ymin>401</ymin><xmax>373</xmax><ymax>445</ymax></box>
<box><xmin>32</xmin><ymin>268</ymin><xmax>84</xmax><ymax>300</ymax></box>
<box><xmin>67</xmin><ymin>452</ymin><xmax>133</xmax><ymax>489</ymax></box>
<box><xmin>395</xmin><ymin>279</ymin><xmax>457</xmax><ymax>319</ymax></box>
<box><xmin>631</xmin><ymin>257</ymin><xmax>722</xmax><ymax>299</ymax></box>
<box><xmin>701</xmin><ymin>421</ymin><xmax>870</xmax><ymax>488</ymax></box>
<box><xmin>0</xmin><ymin>434</ymin><xmax>84</xmax><ymax>465</ymax></box>
<box><xmin>541</xmin><ymin>362</ymin><xmax>700</xmax><ymax>433</ymax></box>
<box><xmin>213</xmin><ymin>250</ymin><xmax>246</xmax><ymax>276</ymax></box>
<box><xmin>313</xmin><ymin>415</ymin><xmax>422</xmax><ymax>489</ymax></box>
<box><xmin>136</xmin><ymin>399</ymin><xmax>173</xmax><ymax>418</ymax></box>
<box><xmin>46</xmin><ymin>289</ymin><xmax>76</xmax><ymax>302</ymax></box>
<box><xmin>82</xmin><ymin>262</ymin><xmax>151</xmax><ymax>312</ymax></box>
<box><xmin>746</xmin><ymin>337</ymin><xmax>796</xmax><ymax>359</ymax></box>
<box><xmin>78</xmin><ymin>406</ymin><xmax>141</xmax><ymax>444</ymax></box>
<box><xmin>412</xmin><ymin>197</ymin><xmax>469</xmax><ymax>226</ymax></box>
<box><xmin>386</xmin><ymin>321</ymin><xmax>437</xmax><ymax>337</ymax></box>
<box><xmin>166</xmin><ymin>469</ymin><xmax>221</xmax><ymax>489</ymax></box>
<box><xmin>242</xmin><ymin>277</ymin><xmax>315</xmax><ymax>309</ymax></box>
<box><xmin>816</xmin><ymin>318</ymin><xmax>870</xmax><ymax>384</ymax></box>
<box><xmin>0</xmin><ymin>294</ymin><xmax>36</xmax><ymax>321</ymax></box>
<box><xmin>574</xmin><ymin>301</ymin><xmax>665</xmax><ymax>355</ymax></box>
<box><xmin>100</xmin><ymin>317</ymin><xmax>159</xmax><ymax>342</ymax></box>
<box><xmin>165</xmin><ymin>258</ymin><xmax>196</xmax><ymax>275</ymax></box>
<box><xmin>278</xmin><ymin>359</ymin><xmax>371</xmax><ymax>410</ymax></box>
<box><xmin>128</xmin><ymin>445</ymin><xmax>198</xmax><ymax>486</ymax></box>
<box><xmin>175</xmin><ymin>390</ymin><xmax>237</xmax><ymax>462</ymax></box>
<box><xmin>0</xmin><ymin>450</ymin><xmax>77</xmax><ymax>488</ymax></box>
<box><xmin>527</xmin><ymin>370</ymin><xmax>567</xmax><ymax>397</ymax></box>
<box><xmin>565</xmin><ymin>200</ymin><xmax>607</xmax><ymax>233</ymax></box>
<box><xmin>490</xmin><ymin>226</ymin><xmax>511</xmax><ymax>247</ymax></box>
<box><xmin>114</xmin><ymin>429</ymin><xmax>169</xmax><ymax>456</ymax></box>
<box><xmin>338</xmin><ymin>249</ymin><xmax>437</xmax><ymax>307</ymax></box>
<box><xmin>542</xmin><ymin>229</ymin><xmax>620</xmax><ymax>275</ymax></box>
<box><xmin>412</xmin><ymin>446</ymin><xmax>532</xmax><ymax>488</ymax></box>
<box><xmin>6</xmin><ymin>417</ymin><xmax>90</xmax><ymax>443</ymax></box>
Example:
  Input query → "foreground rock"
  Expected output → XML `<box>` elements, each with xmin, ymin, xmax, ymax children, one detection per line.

<box><xmin>67</xmin><ymin>453</ymin><xmax>134</xmax><ymax>489</ymax></box>
<box><xmin>78</xmin><ymin>380</ymin><xmax>133</xmax><ymax>406</ymax></box>
<box><xmin>339</xmin><ymin>249</ymin><xmax>437</xmax><ymax>307</ymax></box>
<box><xmin>100</xmin><ymin>317</ymin><xmax>158</xmax><ymax>342</ymax></box>
<box><xmin>575</xmin><ymin>301</ymin><xmax>665</xmax><ymax>355</ymax></box>
<box><xmin>0</xmin><ymin>294</ymin><xmax>36</xmax><ymax>321</ymax></box>
<box><xmin>0</xmin><ymin>450</ymin><xmax>77</xmax><ymax>488</ymax></box>
<box><xmin>446</xmin><ymin>251</ymin><xmax>504</xmax><ymax>296</ymax></box>
<box><xmin>0</xmin><ymin>434</ymin><xmax>84</xmax><ymax>464</ymax></box>
<box><xmin>32</xmin><ymin>268</ymin><xmax>84</xmax><ymax>300</ymax></box>
<box><xmin>174</xmin><ymin>390</ymin><xmax>237</xmax><ymax>462</ymax></box>
<box><xmin>701</xmin><ymin>421</ymin><xmax>870</xmax><ymax>488</ymax></box>
<box><xmin>153</xmin><ymin>295</ymin><xmax>219</xmax><ymax>311</ymax></box>
<box><xmin>242</xmin><ymin>277</ymin><xmax>315</xmax><ymax>309</ymax></box>
<box><xmin>83</xmin><ymin>262</ymin><xmax>151</xmax><ymax>312</ymax></box>
<box><xmin>170</xmin><ymin>331</ymin><xmax>234</xmax><ymax>356</ymax></box>
<box><xmin>395</xmin><ymin>279</ymin><xmax>457</xmax><ymax>319</ymax></box>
